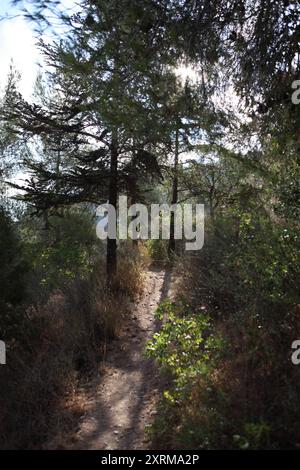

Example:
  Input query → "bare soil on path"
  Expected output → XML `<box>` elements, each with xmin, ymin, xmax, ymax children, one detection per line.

<box><xmin>72</xmin><ymin>267</ymin><xmax>172</xmax><ymax>450</ymax></box>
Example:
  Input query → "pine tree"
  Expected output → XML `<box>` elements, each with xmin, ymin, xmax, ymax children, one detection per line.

<box><xmin>2</xmin><ymin>0</ymin><xmax>175</xmax><ymax>276</ymax></box>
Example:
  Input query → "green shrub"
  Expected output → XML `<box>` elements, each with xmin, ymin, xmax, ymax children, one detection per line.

<box><xmin>146</xmin><ymin>239</ymin><xmax>168</xmax><ymax>261</ymax></box>
<box><xmin>22</xmin><ymin>208</ymin><xmax>102</xmax><ymax>295</ymax></box>
<box><xmin>0</xmin><ymin>207</ymin><xmax>28</xmax><ymax>339</ymax></box>
<box><xmin>146</xmin><ymin>299</ymin><xmax>225</xmax><ymax>449</ymax></box>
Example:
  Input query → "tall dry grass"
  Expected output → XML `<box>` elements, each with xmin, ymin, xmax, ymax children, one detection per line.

<box><xmin>0</xmin><ymin>247</ymin><xmax>143</xmax><ymax>449</ymax></box>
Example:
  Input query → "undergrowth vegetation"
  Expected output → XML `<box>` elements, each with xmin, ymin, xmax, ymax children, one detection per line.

<box><xmin>0</xmin><ymin>207</ymin><xmax>143</xmax><ymax>449</ymax></box>
<box><xmin>147</xmin><ymin>212</ymin><xmax>300</xmax><ymax>449</ymax></box>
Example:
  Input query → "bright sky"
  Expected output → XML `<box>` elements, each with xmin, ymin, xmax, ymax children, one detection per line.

<box><xmin>0</xmin><ymin>0</ymin><xmax>40</xmax><ymax>99</ymax></box>
<box><xmin>0</xmin><ymin>0</ymin><xmax>79</xmax><ymax>100</ymax></box>
<box><xmin>0</xmin><ymin>0</ymin><xmax>79</xmax><ymax>192</ymax></box>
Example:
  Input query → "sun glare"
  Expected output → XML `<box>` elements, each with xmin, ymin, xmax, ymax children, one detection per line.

<box><xmin>174</xmin><ymin>64</ymin><xmax>199</xmax><ymax>85</ymax></box>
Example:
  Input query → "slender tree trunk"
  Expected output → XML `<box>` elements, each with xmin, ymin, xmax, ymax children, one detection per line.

<box><xmin>130</xmin><ymin>175</ymin><xmax>138</xmax><ymax>249</ymax></box>
<box><xmin>55</xmin><ymin>147</ymin><xmax>62</xmax><ymax>243</ymax></box>
<box><xmin>131</xmin><ymin>194</ymin><xmax>139</xmax><ymax>249</ymax></box>
<box><xmin>107</xmin><ymin>131</ymin><xmax>118</xmax><ymax>277</ymax></box>
<box><xmin>168</xmin><ymin>119</ymin><xmax>179</xmax><ymax>257</ymax></box>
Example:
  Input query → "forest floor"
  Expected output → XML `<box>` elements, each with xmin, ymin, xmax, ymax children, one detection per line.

<box><xmin>66</xmin><ymin>266</ymin><xmax>172</xmax><ymax>450</ymax></box>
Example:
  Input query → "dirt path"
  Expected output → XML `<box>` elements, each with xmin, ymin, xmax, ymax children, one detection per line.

<box><xmin>73</xmin><ymin>267</ymin><xmax>172</xmax><ymax>450</ymax></box>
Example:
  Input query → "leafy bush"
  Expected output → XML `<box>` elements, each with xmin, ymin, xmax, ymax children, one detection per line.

<box><xmin>147</xmin><ymin>300</ymin><xmax>221</xmax><ymax>401</ymax></box>
<box><xmin>0</xmin><ymin>207</ymin><xmax>29</xmax><ymax>339</ymax></box>
<box><xmin>146</xmin><ymin>239</ymin><xmax>168</xmax><ymax>261</ymax></box>
<box><xmin>21</xmin><ymin>209</ymin><xmax>102</xmax><ymax>295</ymax></box>
<box><xmin>146</xmin><ymin>299</ymin><xmax>226</xmax><ymax>449</ymax></box>
<box><xmin>0</xmin><ymin>208</ymin><xmax>27</xmax><ymax>305</ymax></box>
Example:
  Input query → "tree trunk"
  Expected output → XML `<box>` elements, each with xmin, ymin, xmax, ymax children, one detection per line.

<box><xmin>107</xmin><ymin>132</ymin><xmax>118</xmax><ymax>277</ymax></box>
<box><xmin>168</xmin><ymin>119</ymin><xmax>179</xmax><ymax>257</ymax></box>
<box><xmin>130</xmin><ymin>181</ymin><xmax>138</xmax><ymax>249</ymax></box>
<box><xmin>55</xmin><ymin>148</ymin><xmax>62</xmax><ymax>243</ymax></box>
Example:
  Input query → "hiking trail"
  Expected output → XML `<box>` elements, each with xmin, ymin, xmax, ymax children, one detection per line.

<box><xmin>71</xmin><ymin>267</ymin><xmax>172</xmax><ymax>450</ymax></box>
